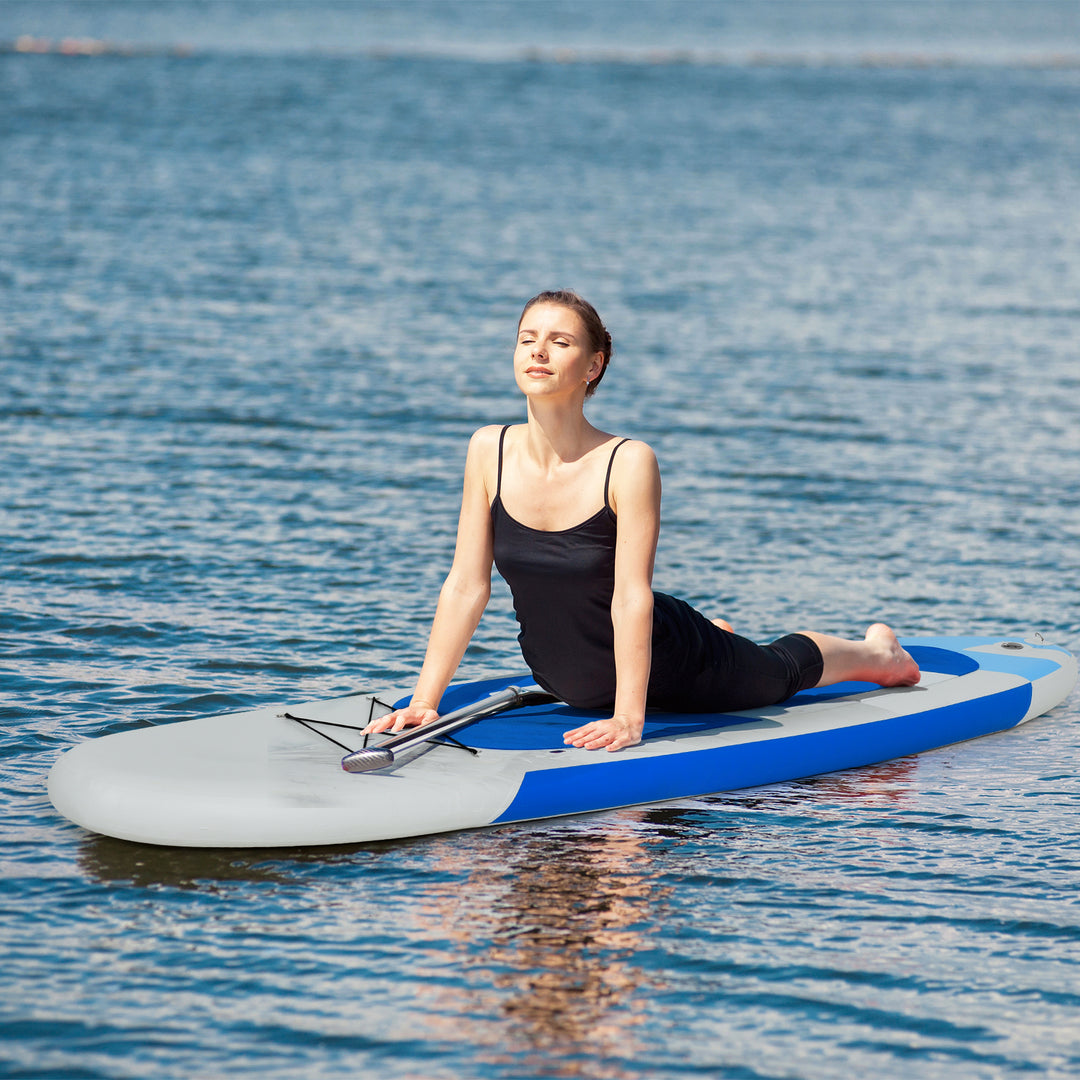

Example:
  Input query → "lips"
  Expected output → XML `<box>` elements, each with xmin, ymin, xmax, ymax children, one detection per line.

<box><xmin>525</xmin><ymin>366</ymin><xmax>553</xmax><ymax>376</ymax></box>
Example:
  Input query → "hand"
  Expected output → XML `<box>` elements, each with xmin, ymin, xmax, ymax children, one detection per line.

<box><xmin>562</xmin><ymin>713</ymin><xmax>643</xmax><ymax>752</ymax></box>
<box><xmin>363</xmin><ymin>703</ymin><xmax>439</xmax><ymax>736</ymax></box>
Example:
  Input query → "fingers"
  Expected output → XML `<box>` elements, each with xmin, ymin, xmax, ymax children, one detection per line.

<box><xmin>362</xmin><ymin>714</ymin><xmax>395</xmax><ymax>736</ymax></box>
<box><xmin>562</xmin><ymin>718</ymin><xmax>642</xmax><ymax>753</ymax></box>
<box><xmin>369</xmin><ymin>712</ymin><xmax>411</xmax><ymax>735</ymax></box>
<box><xmin>362</xmin><ymin>706</ymin><xmax>438</xmax><ymax>736</ymax></box>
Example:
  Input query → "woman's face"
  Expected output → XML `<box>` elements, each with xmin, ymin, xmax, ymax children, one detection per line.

<box><xmin>514</xmin><ymin>304</ymin><xmax>604</xmax><ymax>400</ymax></box>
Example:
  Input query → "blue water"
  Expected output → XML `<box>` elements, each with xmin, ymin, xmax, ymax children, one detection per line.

<box><xmin>3</xmin><ymin>2</ymin><xmax>1080</xmax><ymax>1077</ymax></box>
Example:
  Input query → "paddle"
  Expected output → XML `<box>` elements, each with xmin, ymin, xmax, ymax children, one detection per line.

<box><xmin>341</xmin><ymin>685</ymin><xmax>559</xmax><ymax>773</ymax></box>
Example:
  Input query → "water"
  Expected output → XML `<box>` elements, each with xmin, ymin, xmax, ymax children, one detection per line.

<box><xmin>2</xmin><ymin>2</ymin><xmax>1080</xmax><ymax>1077</ymax></box>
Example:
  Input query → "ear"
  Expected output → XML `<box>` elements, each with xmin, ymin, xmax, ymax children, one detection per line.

<box><xmin>586</xmin><ymin>352</ymin><xmax>604</xmax><ymax>383</ymax></box>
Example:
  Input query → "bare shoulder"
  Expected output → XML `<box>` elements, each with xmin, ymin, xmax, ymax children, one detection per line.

<box><xmin>464</xmin><ymin>424</ymin><xmax>513</xmax><ymax>499</ymax></box>
<box><xmin>465</xmin><ymin>424</ymin><xmax>511</xmax><ymax>465</ymax></box>
<box><xmin>468</xmin><ymin>424</ymin><xmax>508</xmax><ymax>451</ymax></box>
<box><xmin>608</xmin><ymin>438</ymin><xmax>660</xmax><ymax>512</ymax></box>
<box><xmin>611</xmin><ymin>438</ymin><xmax>659</xmax><ymax>474</ymax></box>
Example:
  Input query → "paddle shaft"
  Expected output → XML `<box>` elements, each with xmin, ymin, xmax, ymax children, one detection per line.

<box><xmin>341</xmin><ymin>685</ymin><xmax>558</xmax><ymax>773</ymax></box>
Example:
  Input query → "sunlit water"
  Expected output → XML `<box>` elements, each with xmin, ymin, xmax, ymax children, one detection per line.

<box><xmin>2</xmin><ymin>3</ymin><xmax>1079</xmax><ymax>1077</ymax></box>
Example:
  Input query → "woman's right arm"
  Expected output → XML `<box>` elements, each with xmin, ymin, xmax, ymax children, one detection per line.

<box><xmin>364</xmin><ymin>427</ymin><xmax>499</xmax><ymax>734</ymax></box>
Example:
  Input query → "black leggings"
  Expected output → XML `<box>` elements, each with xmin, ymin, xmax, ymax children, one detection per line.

<box><xmin>646</xmin><ymin>593</ymin><xmax>825</xmax><ymax>713</ymax></box>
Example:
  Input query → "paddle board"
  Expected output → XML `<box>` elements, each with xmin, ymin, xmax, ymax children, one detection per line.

<box><xmin>48</xmin><ymin>636</ymin><xmax>1076</xmax><ymax>848</ymax></box>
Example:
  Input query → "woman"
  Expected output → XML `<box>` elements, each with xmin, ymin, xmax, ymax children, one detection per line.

<box><xmin>365</xmin><ymin>290</ymin><xmax>920</xmax><ymax>752</ymax></box>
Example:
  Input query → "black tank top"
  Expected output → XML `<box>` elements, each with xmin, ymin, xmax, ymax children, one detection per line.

<box><xmin>491</xmin><ymin>426</ymin><xmax>629</xmax><ymax>709</ymax></box>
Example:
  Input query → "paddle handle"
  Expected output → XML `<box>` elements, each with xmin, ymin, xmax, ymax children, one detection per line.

<box><xmin>341</xmin><ymin>686</ymin><xmax>556</xmax><ymax>773</ymax></box>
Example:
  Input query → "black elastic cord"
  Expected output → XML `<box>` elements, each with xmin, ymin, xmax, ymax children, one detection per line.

<box><xmin>283</xmin><ymin>695</ymin><xmax>397</xmax><ymax>752</ymax></box>
<box><xmin>284</xmin><ymin>714</ymin><xmax>356</xmax><ymax>753</ymax></box>
<box><xmin>284</xmin><ymin>702</ymin><xmax>481</xmax><ymax>758</ymax></box>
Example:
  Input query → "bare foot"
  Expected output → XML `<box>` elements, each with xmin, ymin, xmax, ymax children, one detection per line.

<box><xmin>865</xmin><ymin>623</ymin><xmax>921</xmax><ymax>686</ymax></box>
<box><xmin>711</xmin><ymin>617</ymin><xmax>734</xmax><ymax>633</ymax></box>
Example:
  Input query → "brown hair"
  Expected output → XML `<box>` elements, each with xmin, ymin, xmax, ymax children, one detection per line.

<box><xmin>518</xmin><ymin>290</ymin><xmax>613</xmax><ymax>397</ymax></box>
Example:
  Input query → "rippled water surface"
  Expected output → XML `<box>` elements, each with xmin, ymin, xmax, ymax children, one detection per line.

<box><xmin>2</xmin><ymin>3</ymin><xmax>1080</xmax><ymax>1078</ymax></box>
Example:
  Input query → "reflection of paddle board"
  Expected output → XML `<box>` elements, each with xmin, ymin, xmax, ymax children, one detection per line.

<box><xmin>48</xmin><ymin>637</ymin><xmax>1076</xmax><ymax>848</ymax></box>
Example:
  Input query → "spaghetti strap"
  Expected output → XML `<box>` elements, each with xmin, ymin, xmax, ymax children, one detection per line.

<box><xmin>603</xmin><ymin>438</ymin><xmax>631</xmax><ymax>511</ymax></box>
<box><xmin>496</xmin><ymin>425</ymin><xmax>510</xmax><ymax>500</ymax></box>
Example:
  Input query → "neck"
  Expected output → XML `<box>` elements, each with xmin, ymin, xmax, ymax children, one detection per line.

<box><xmin>524</xmin><ymin>397</ymin><xmax>598</xmax><ymax>464</ymax></box>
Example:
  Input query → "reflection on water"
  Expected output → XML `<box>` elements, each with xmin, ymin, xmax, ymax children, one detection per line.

<box><xmin>410</xmin><ymin>819</ymin><xmax>668</xmax><ymax>1078</ymax></box>
<box><xmin>732</xmin><ymin>756</ymin><xmax>919</xmax><ymax>809</ymax></box>
<box><xmin>75</xmin><ymin>834</ymin><xmax>376</xmax><ymax>889</ymax></box>
<box><xmin>485</xmin><ymin>824</ymin><xmax>662</xmax><ymax>1073</ymax></box>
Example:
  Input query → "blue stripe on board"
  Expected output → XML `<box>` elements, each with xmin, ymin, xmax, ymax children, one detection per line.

<box><xmin>492</xmin><ymin>681</ymin><xmax>1034</xmax><ymax>823</ymax></box>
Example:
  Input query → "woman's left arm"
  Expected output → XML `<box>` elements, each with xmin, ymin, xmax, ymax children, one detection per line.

<box><xmin>563</xmin><ymin>441</ymin><xmax>661</xmax><ymax>752</ymax></box>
